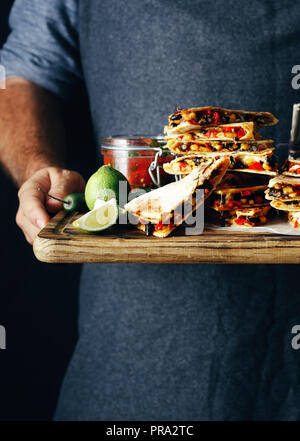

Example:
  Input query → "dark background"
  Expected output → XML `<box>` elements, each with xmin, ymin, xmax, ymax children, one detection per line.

<box><xmin>0</xmin><ymin>0</ymin><xmax>96</xmax><ymax>420</ymax></box>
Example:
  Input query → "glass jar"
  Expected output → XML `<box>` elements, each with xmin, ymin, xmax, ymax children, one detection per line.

<box><xmin>101</xmin><ymin>136</ymin><xmax>174</xmax><ymax>189</ymax></box>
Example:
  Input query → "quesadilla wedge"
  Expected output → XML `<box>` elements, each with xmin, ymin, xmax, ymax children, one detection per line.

<box><xmin>166</xmin><ymin>122</ymin><xmax>259</xmax><ymax>141</ymax></box>
<box><xmin>165</xmin><ymin>137</ymin><xmax>274</xmax><ymax>155</ymax></box>
<box><xmin>226</xmin><ymin>205</ymin><xmax>272</xmax><ymax>227</ymax></box>
<box><xmin>165</xmin><ymin>106</ymin><xmax>278</xmax><ymax>135</ymax></box>
<box><xmin>269</xmin><ymin>200</ymin><xmax>300</xmax><ymax>228</ymax></box>
<box><xmin>265</xmin><ymin>175</ymin><xmax>300</xmax><ymax>201</ymax></box>
<box><xmin>162</xmin><ymin>153</ymin><xmax>227</xmax><ymax>175</ymax></box>
<box><xmin>205</xmin><ymin>204</ymin><xmax>272</xmax><ymax>227</ymax></box>
<box><xmin>125</xmin><ymin>157</ymin><xmax>230</xmax><ymax>237</ymax></box>
<box><xmin>270</xmin><ymin>199</ymin><xmax>300</xmax><ymax>211</ymax></box>
<box><xmin>287</xmin><ymin>211</ymin><xmax>300</xmax><ymax>229</ymax></box>
<box><xmin>210</xmin><ymin>185</ymin><xmax>268</xmax><ymax>211</ymax></box>
<box><xmin>230</xmin><ymin>148</ymin><xmax>277</xmax><ymax>174</ymax></box>
<box><xmin>163</xmin><ymin>149</ymin><xmax>277</xmax><ymax>176</ymax></box>
<box><xmin>282</xmin><ymin>159</ymin><xmax>300</xmax><ymax>177</ymax></box>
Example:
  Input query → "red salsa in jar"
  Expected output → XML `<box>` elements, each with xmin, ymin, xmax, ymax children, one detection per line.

<box><xmin>101</xmin><ymin>136</ymin><xmax>174</xmax><ymax>189</ymax></box>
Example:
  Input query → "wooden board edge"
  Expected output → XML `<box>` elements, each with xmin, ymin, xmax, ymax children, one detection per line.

<box><xmin>32</xmin><ymin>235</ymin><xmax>300</xmax><ymax>264</ymax></box>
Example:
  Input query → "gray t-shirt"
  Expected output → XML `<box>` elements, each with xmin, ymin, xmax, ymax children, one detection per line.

<box><xmin>2</xmin><ymin>0</ymin><xmax>300</xmax><ymax>421</ymax></box>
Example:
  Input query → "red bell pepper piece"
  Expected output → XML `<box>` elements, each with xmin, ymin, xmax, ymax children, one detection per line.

<box><xmin>212</xmin><ymin>111</ymin><xmax>221</xmax><ymax>124</ymax></box>
<box><xmin>235</xmin><ymin>216</ymin><xmax>248</xmax><ymax>225</ymax></box>
<box><xmin>155</xmin><ymin>222</ymin><xmax>163</xmax><ymax>231</ymax></box>
<box><xmin>179</xmin><ymin>162</ymin><xmax>187</xmax><ymax>172</ymax></box>
<box><xmin>249</xmin><ymin>162</ymin><xmax>264</xmax><ymax>171</ymax></box>
<box><xmin>237</xmin><ymin>128</ymin><xmax>246</xmax><ymax>139</ymax></box>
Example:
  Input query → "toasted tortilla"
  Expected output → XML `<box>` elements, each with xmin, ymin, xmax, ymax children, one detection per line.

<box><xmin>163</xmin><ymin>148</ymin><xmax>276</xmax><ymax>176</ymax></box>
<box><xmin>165</xmin><ymin>106</ymin><xmax>278</xmax><ymax>135</ymax></box>
<box><xmin>282</xmin><ymin>159</ymin><xmax>300</xmax><ymax>177</ymax></box>
<box><xmin>163</xmin><ymin>155</ymin><xmax>216</xmax><ymax>175</ymax></box>
<box><xmin>265</xmin><ymin>175</ymin><xmax>300</xmax><ymax>201</ymax></box>
<box><xmin>125</xmin><ymin>159</ymin><xmax>213</xmax><ymax>224</ymax></box>
<box><xmin>206</xmin><ymin>204</ymin><xmax>272</xmax><ymax>227</ymax></box>
<box><xmin>270</xmin><ymin>199</ymin><xmax>300</xmax><ymax>211</ymax></box>
<box><xmin>165</xmin><ymin>122</ymin><xmax>259</xmax><ymax>140</ymax></box>
<box><xmin>230</xmin><ymin>148</ymin><xmax>277</xmax><ymax>175</ymax></box>
<box><xmin>234</xmin><ymin>205</ymin><xmax>271</xmax><ymax>217</ymax></box>
<box><xmin>136</xmin><ymin>199</ymin><xmax>200</xmax><ymax>238</ymax></box>
<box><xmin>268</xmin><ymin>175</ymin><xmax>300</xmax><ymax>186</ymax></box>
<box><xmin>125</xmin><ymin>157</ymin><xmax>230</xmax><ymax>237</ymax></box>
<box><xmin>164</xmin><ymin>138</ymin><xmax>275</xmax><ymax>155</ymax></box>
<box><xmin>211</xmin><ymin>185</ymin><xmax>268</xmax><ymax>212</ymax></box>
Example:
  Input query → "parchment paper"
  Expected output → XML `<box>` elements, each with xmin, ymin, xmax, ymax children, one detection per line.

<box><xmin>206</xmin><ymin>217</ymin><xmax>300</xmax><ymax>236</ymax></box>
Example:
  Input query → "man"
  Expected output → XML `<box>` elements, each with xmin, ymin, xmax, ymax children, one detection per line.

<box><xmin>1</xmin><ymin>0</ymin><xmax>300</xmax><ymax>421</ymax></box>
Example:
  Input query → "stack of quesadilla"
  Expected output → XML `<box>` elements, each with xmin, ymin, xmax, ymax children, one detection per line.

<box><xmin>265</xmin><ymin>175</ymin><xmax>300</xmax><ymax>228</ymax></box>
<box><xmin>163</xmin><ymin>106</ymin><xmax>278</xmax><ymax>227</ymax></box>
<box><xmin>164</xmin><ymin>106</ymin><xmax>278</xmax><ymax>176</ymax></box>
<box><xmin>165</xmin><ymin>107</ymin><xmax>278</xmax><ymax>134</ymax></box>
<box><xmin>125</xmin><ymin>157</ymin><xmax>229</xmax><ymax>237</ymax></box>
<box><xmin>204</xmin><ymin>172</ymin><xmax>273</xmax><ymax>227</ymax></box>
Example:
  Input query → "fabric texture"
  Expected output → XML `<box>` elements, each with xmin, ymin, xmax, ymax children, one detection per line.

<box><xmin>0</xmin><ymin>0</ymin><xmax>82</xmax><ymax>98</ymax></box>
<box><xmin>2</xmin><ymin>0</ymin><xmax>300</xmax><ymax>421</ymax></box>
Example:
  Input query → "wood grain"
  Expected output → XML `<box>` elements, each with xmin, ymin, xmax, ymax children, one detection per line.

<box><xmin>33</xmin><ymin>210</ymin><xmax>300</xmax><ymax>264</ymax></box>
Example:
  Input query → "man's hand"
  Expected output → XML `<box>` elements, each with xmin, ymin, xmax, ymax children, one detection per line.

<box><xmin>16</xmin><ymin>167</ymin><xmax>85</xmax><ymax>244</ymax></box>
<box><xmin>0</xmin><ymin>79</ymin><xmax>85</xmax><ymax>245</ymax></box>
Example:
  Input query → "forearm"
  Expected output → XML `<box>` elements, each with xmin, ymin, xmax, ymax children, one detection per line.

<box><xmin>0</xmin><ymin>78</ymin><xmax>66</xmax><ymax>187</ymax></box>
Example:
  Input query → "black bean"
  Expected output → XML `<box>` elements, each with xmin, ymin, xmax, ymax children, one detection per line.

<box><xmin>170</xmin><ymin>113</ymin><xmax>182</xmax><ymax>121</ymax></box>
<box><xmin>193</xmin><ymin>157</ymin><xmax>204</xmax><ymax>166</ymax></box>
<box><xmin>234</xmin><ymin>160</ymin><xmax>247</xmax><ymax>169</ymax></box>
<box><xmin>268</xmin><ymin>189</ymin><xmax>281</xmax><ymax>197</ymax></box>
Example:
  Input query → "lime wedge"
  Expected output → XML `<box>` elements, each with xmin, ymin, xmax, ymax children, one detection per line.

<box><xmin>73</xmin><ymin>198</ymin><xmax>118</xmax><ymax>232</ymax></box>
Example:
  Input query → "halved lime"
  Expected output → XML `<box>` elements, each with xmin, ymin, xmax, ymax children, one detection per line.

<box><xmin>73</xmin><ymin>198</ymin><xmax>118</xmax><ymax>232</ymax></box>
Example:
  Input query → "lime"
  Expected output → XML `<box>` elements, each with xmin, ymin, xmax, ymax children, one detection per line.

<box><xmin>85</xmin><ymin>165</ymin><xmax>130</xmax><ymax>210</ymax></box>
<box><xmin>73</xmin><ymin>199</ymin><xmax>118</xmax><ymax>232</ymax></box>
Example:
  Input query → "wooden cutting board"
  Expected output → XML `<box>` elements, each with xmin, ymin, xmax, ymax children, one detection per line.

<box><xmin>33</xmin><ymin>210</ymin><xmax>300</xmax><ymax>264</ymax></box>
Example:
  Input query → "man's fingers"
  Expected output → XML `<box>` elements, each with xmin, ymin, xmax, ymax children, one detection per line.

<box><xmin>18</xmin><ymin>186</ymin><xmax>50</xmax><ymax>229</ymax></box>
<box><xmin>16</xmin><ymin>167</ymin><xmax>85</xmax><ymax>243</ymax></box>
<box><xmin>16</xmin><ymin>209</ymin><xmax>41</xmax><ymax>244</ymax></box>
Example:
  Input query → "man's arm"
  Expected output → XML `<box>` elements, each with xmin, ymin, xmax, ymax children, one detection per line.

<box><xmin>0</xmin><ymin>0</ymin><xmax>84</xmax><ymax>244</ymax></box>
<box><xmin>0</xmin><ymin>78</ymin><xmax>85</xmax><ymax>244</ymax></box>
<box><xmin>0</xmin><ymin>78</ymin><xmax>66</xmax><ymax>185</ymax></box>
